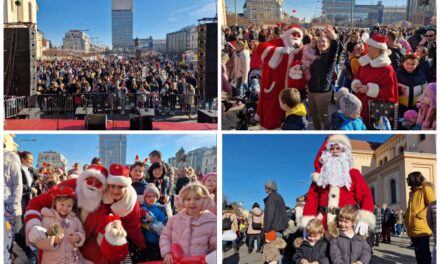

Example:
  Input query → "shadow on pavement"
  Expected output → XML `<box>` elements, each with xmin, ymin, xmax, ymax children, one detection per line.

<box><xmin>223</xmin><ymin>252</ymin><xmax>240</xmax><ymax>264</ymax></box>
<box><xmin>373</xmin><ymin>248</ymin><xmax>417</xmax><ymax>264</ymax></box>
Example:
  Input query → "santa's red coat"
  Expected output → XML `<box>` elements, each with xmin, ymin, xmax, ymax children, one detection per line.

<box><xmin>352</xmin><ymin>54</ymin><xmax>399</xmax><ymax>125</ymax></box>
<box><xmin>24</xmin><ymin>178</ymin><xmax>144</xmax><ymax>264</ymax></box>
<box><xmin>101</xmin><ymin>235</ymin><xmax>129</xmax><ymax>262</ymax></box>
<box><xmin>302</xmin><ymin>168</ymin><xmax>375</xmax><ymax>230</ymax></box>
<box><xmin>287</xmin><ymin>76</ymin><xmax>307</xmax><ymax>91</ymax></box>
<box><xmin>255</xmin><ymin>38</ymin><xmax>303</xmax><ymax>129</ymax></box>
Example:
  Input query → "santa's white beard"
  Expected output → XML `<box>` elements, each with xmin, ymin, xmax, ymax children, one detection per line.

<box><xmin>318</xmin><ymin>151</ymin><xmax>352</xmax><ymax>190</ymax></box>
<box><xmin>77</xmin><ymin>183</ymin><xmax>103</xmax><ymax>213</ymax></box>
<box><xmin>283</xmin><ymin>36</ymin><xmax>302</xmax><ymax>49</ymax></box>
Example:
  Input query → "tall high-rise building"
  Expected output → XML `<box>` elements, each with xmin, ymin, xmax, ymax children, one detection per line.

<box><xmin>99</xmin><ymin>135</ymin><xmax>127</xmax><ymax>169</ymax></box>
<box><xmin>112</xmin><ymin>0</ymin><xmax>134</xmax><ymax>49</ymax></box>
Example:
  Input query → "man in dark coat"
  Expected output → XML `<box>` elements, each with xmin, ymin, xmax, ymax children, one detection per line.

<box><xmin>263</xmin><ymin>180</ymin><xmax>289</xmax><ymax>233</ymax></box>
<box><xmin>381</xmin><ymin>203</ymin><xmax>393</xmax><ymax>244</ymax></box>
<box><xmin>386</xmin><ymin>31</ymin><xmax>404</xmax><ymax>70</ymax></box>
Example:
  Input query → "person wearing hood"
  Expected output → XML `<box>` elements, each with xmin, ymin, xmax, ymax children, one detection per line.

<box><xmin>405</xmin><ymin>171</ymin><xmax>436</xmax><ymax>264</ymax></box>
<box><xmin>396</xmin><ymin>53</ymin><xmax>427</xmax><ymax>118</ymax></box>
<box><xmin>247</xmin><ymin>202</ymin><xmax>264</xmax><ymax>253</ymax></box>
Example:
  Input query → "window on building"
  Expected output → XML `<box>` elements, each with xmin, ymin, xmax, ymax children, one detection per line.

<box><xmin>399</xmin><ymin>146</ymin><xmax>404</xmax><ymax>154</ymax></box>
<box><xmin>390</xmin><ymin>179</ymin><xmax>397</xmax><ymax>204</ymax></box>
<box><xmin>384</xmin><ymin>157</ymin><xmax>388</xmax><ymax>163</ymax></box>
<box><xmin>379</xmin><ymin>160</ymin><xmax>382</xmax><ymax>166</ymax></box>
<box><xmin>420</xmin><ymin>134</ymin><xmax>426</xmax><ymax>141</ymax></box>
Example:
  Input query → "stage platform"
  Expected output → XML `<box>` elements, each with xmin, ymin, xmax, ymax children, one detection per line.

<box><xmin>4</xmin><ymin>119</ymin><xmax>217</xmax><ymax>131</ymax></box>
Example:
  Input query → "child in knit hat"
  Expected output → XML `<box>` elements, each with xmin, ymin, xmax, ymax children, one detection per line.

<box><xmin>139</xmin><ymin>183</ymin><xmax>168</xmax><ymax>261</ymax></box>
<box><xmin>263</xmin><ymin>230</ymin><xmax>287</xmax><ymax>264</ymax></box>
<box><xmin>331</xmin><ymin>93</ymin><xmax>367</xmax><ymax>130</ymax></box>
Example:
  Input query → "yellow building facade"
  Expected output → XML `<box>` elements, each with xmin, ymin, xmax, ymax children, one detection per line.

<box><xmin>351</xmin><ymin>135</ymin><xmax>436</xmax><ymax>211</ymax></box>
<box><xmin>4</xmin><ymin>134</ymin><xmax>18</xmax><ymax>152</ymax></box>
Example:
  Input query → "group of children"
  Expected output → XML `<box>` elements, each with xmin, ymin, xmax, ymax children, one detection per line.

<box><xmin>263</xmin><ymin>205</ymin><xmax>371</xmax><ymax>264</ymax></box>
<box><xmin>31</xmin><ymin>158</ymin><xmax>217</xmax><ymax>263</ymax></box>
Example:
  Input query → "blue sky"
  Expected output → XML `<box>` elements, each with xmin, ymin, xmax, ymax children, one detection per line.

<box><xmin>225</xmin><ymin>0</ymin><xmax>407</xmax><ymax>23</ymax></box>
<box><xmin>14</xmin><ymin>134</ymin><xmax>216</xmax><ymax>169</ymax></box>
<box><xmin>223</xmin><ymin>134</ymin><xmax>391</xmax><ymax>210</ymax></box>
<box><xmin>36</xmin><ymin>0</ymin><xmax>217</xmax><ymax>47</ymax></box>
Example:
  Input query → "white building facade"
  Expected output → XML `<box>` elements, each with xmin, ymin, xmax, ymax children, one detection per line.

<box><xmin>62</xmin><ymin>30</ymin><xmax>91</xmax><ymax>52</ymax></box>
<box><xmin>243</xmin><ymin>0</ymin><xmax>284</xmax><ymax>24</ymax></box>
<box><xmin>37</xmin><ymin>151</ymin><xmax>68</xmax><ymax>171</ymax></box>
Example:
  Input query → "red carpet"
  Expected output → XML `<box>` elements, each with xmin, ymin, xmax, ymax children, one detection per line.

<box><xmin>4</xmin><ymin>119</ymin><xmax>217</xmax><ymax>130</ymax></box>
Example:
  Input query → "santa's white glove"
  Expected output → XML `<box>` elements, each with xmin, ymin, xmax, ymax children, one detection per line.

<box><xmin>29</xmin><ymin>226</ymin><xmax>48</xmax><ymax>243</ymax></box>
<box><xmin>282</xmin><ymin>47</ymin><xmax>295</xmax><ymax>55</ymax></box>
<box><xmin>355</xmin><ymin>221</ymin><xmax>369</xmax><ymax>236</ymax></box>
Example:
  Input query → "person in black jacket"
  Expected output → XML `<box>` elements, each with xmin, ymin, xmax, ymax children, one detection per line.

<box><xmin>396</xmin><ymin>53</ymin><xmax>427</xmax><ymax>118</ymax></box>
<box><xmin>381</xmin><ymin>203</ymin><xmax>393</xmax><ymax>244</ymax></box>
<box><xmin>293</xmin><ymin>219</ymin><xmax>329</xmax><ymax>264</ymax></box>
<box><xmin>263</xmin><ymin>180</ymin><xmax>289</xmax><ymax>234</ymax></box>
<box><xmin>386</xmin><ymin>31</ymin><xmax>404</xmax><ymax>70</ymax></box>
<box><xmin>307</xmin><ymin>25</ymin><xmax>339</xmax><ymax>130</ymax></box>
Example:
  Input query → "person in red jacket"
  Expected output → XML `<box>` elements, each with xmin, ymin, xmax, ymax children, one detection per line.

<box><xmin>25</xmin><ymin>164</ymin><xmax>145</xmax><ymax>264</ymax></box>
<box><xmin>300</xmin><ymin>135</ymin><xmax>375</xmax><ymax>237</ymax></box>
<box><xmin>351</xmin><ymin>34</ymin><xmax>399</xmax><ymax>128</ymax></box>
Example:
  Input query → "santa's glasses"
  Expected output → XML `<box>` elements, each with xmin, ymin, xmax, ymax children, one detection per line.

<box><xmin>86</xmin><ymin>177</ymin><xmax>103</xmax><ymax>189</ymax></box>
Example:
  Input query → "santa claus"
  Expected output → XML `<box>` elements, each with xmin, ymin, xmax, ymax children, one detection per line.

<box><xmin>300</xmin><ymin>135</ymin><xmax>375</xmax><ymax>236</ymax></box>
<box><xmin>25</xmin><ymin>164</ymin><xmax>145</xmax><ymax>264</ymax></box>
<box><xmin>255</xmin><ymin>25</ymin><xmax>304</xmax><ymax>129</ymax></box>
<box><xmin>97</xmin><ymin>214</ymin><xmax>129</xmax><ymax>262</ymax></box>
<box><xmin>351</xmin><ymin>34</ymin><xmax>399</xmax><ymax>128</ymax></box>
<box><xmin>287</xmin><ymin>60</ymin><xmax>307</xmax><ymax>98</ymax></box>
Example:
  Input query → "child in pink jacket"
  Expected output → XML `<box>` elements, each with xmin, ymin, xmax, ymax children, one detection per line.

<box><xmin>32</xmin><ymin>186</ymin><xmax>85</xmax><ymax>264</ymax></box>
<box><xmin>159</xmin><ymin>183</ymin><xmax>216</xmax><ymax>263</ymax></box>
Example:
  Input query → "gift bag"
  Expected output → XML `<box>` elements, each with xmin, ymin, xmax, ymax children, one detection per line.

<box><xmin>368</xmin><ymin>100</ymin><xmax>399</xmax><ymax>130</ymax></box>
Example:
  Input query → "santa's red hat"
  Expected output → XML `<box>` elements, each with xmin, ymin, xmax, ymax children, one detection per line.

<box><xmin>98</xmin><ymin>214</ymin><xmax>122</xmax><ymax>234</ymax></box>
<box><xmin>107</xmin><ymin>164</ymin><xmax>132</xmax><ymax>187</ymax></box>
<box><xmin>292</xmin><ymin>60</ymin><xmax>302</xmax><ymax>67</ymax></box>
<box><xmin>283</xmin><ymin>25</ymin><xmax>303</xmax><ymax>39</ymax></box>
<box><xmin>79</xmin><ymin>164</ymin><xmax>108</xmax><ymax>187</ymax></box>
<box><xmin>50</xmin><ymin>185</ymin><xmax>76</xmax><ymax>199</ymax></box>
<box><xmin>366</xmin><ymin>34</ymin><xmax>387</xmax><ymax>50</ymax></box>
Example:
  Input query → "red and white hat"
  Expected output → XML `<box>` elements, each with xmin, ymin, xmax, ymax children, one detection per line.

<box><xmin>366</xmin><ymin>34</ymin><xmax>387</xmax><ymax>50</ymax></box>
<box><xmin>50</xmin><ymin>185</ymin><xmax>76</xmax><ymax>199</ymax></box>
<box><xmin>107</xmin><ymin>164</ymin><xmax>132</xmax><ymax>186</ymax></box>
<box><xmin>283</xmin><ymin>25</ymin><xmax>303</xmax><ymax>39</ymax></box>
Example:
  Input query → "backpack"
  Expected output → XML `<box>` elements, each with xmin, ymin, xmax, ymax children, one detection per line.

<box><xmin>223</xmin><ymin>216</ymin><xmax>233</xmax><ymax>231</ymax></box>
<box><xmin>251</xmin><ymin>214</ymin><xmax>262</xmax><ymax>230</ymax></box>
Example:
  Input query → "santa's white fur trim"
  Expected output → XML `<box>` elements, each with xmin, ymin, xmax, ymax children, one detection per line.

<box><xmin>264</xmin><ymin>81</ymin><xmax>276</xmax><ymax>94</ymax></box>
<box><xmin>107</xmin><ymin>174</ymin><xmax>132</xmax><ymax>187</ymax></box>
<box><xmin>328</xmin><ymin>186</ymin><xmax>340</xmax><ymax>209</ymax></box>
<box><xmin>311</xmin><ymin>172</ymin><xmax>320</xmax><ymax>182</ymax></box>
<box><xmin>25</xmin><ymin>218</ymin><xmax>42</xmax><ymax>236</ymax></box>
<box><xmin>351</xmin><ymin>79</ymin><xmax>362</xmax><ymax>92</ymax></box>
<box><xmin>268</xmin><ymin>47</ymin><xmax>284</xmax><ymax>69</ymax></box>
<box><xmin>327</xmin><ymin>135</ymin><xmax>352</xmax><ymax>150</ymax></box>
<box><xmin>359</xmin><ymin>53</ymin><xmax>391</xmax><ymax>68</ymax></box>
<box><xmin>357</xmin><ymin>209</ymin><xmax>376</xmax><ymax>230</ymax></box>
<box><xmin>366</xmin><ymin>83</ymin><xmax>380</xmax><ymax>98</ymax></box>
<box><xmin>102</xmin><ymin>185</ymin><xmax>137</xmax><ymax>217</ymax></box>
<box><xmin>358</xmin><ymin>55</ymin><xmax>371</xmax><ymax>67</ymax></box>
<box><xmin>366</xmin><ymin>38</ymin><xmax>387</xmax><ymax>50</ymax></box>
<box><xmin>261</xmin><ymin>46</ymin><xmax>272</xmax><ymax>62</ymax></box>
<box><xmin>24</xmin><ymin>209</ymin><xmax>41</xmax><ymax>219</ymax></box>
<box><xmin>104</xmin><ymin>221</ymin><xmax>127</xmax><ymax>246</ymax></box>
<box><xmin>299</xmin><ymin>215</ymin><xmax>317</xmax><ymax>229</ymax></box>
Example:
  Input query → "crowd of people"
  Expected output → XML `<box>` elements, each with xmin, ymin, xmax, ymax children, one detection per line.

<box><xmin>4</xmin><ymin>148</ymin><xmax>217</xmax><ymax>263</ymax></box>
<box><xmin>222</xmin><ymin>135</ymin><xmax>436</xmax><ymax>264</ymax></box>
<box><xmin>221</xmin><ymin>23</ymin><xmax>436</xmax><ymax>130</ymax></box>
<box><xmin>24</xmin><ymin>55</ymin><xmax>202</xmax><ymax>117</ymax></box>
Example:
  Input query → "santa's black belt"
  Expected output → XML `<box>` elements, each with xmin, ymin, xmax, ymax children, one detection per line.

<box><xmin>319</xmin><ymin>206</ymin><xmax>340</xmax><ymax>215</ymax></box>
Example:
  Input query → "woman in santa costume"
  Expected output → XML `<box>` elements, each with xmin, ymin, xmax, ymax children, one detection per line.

<box><xmin>351</xmin><ymin>34</ymin><xmax>399</xmax><ymax>128</ymax></box>
<box><xmin>24</xmin><ymin>164</ymin><xmax>145</xmax><ymax>264</ymax></box>
<box><xmin>300</xmin><ymin>135</ymin><xmax>375</xmax><ymax>237</ymax></box>
<box><xmin>255</xmin><ymin>25</ymin><xmax>304</xmax><ymax>129</ymax></box>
